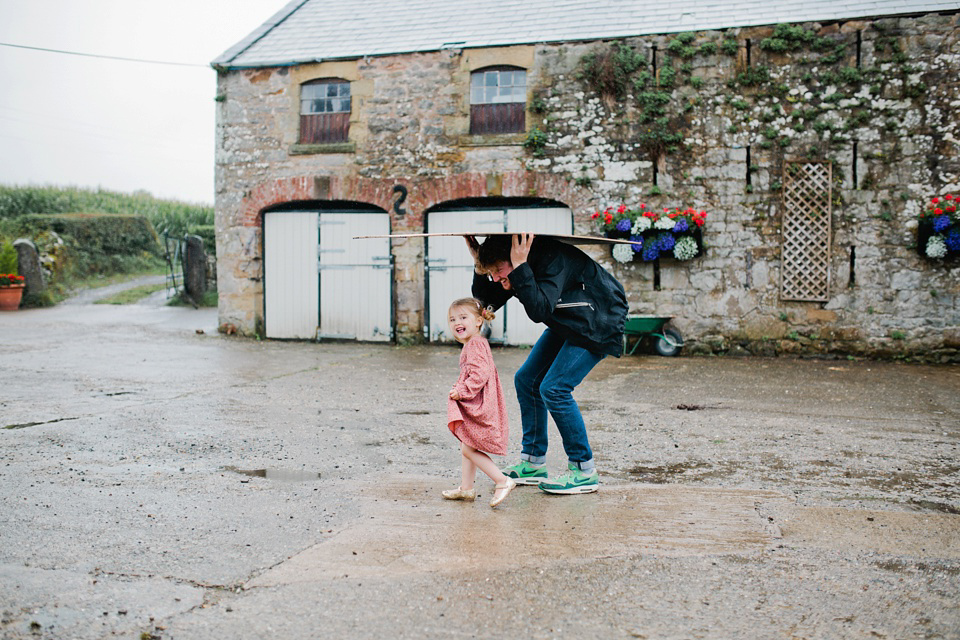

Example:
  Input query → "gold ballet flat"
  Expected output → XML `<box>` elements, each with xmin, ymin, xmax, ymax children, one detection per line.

<box><xmin>442</xmin><ymin>487</ymin><xmax>476</xmax><ymax>501</ymax></box>
<box><xmin>489</xmin><ymin>478</ymin><xmax>516</xmax><ymax>507</ymax></box>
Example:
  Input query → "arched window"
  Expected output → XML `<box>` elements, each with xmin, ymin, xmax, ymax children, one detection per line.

<box><xmin>469</xmin><ymin>66</ymin><xmax>526</xmax><ymax>135</ymax></box>
<box><xmin>299</xmin><ymin>78</ymin><xmax>351</xmax><ymax>144</ymax></box>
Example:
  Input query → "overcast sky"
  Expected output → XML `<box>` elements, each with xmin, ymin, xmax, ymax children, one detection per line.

<box><xmin>0</xmin><ymin>0</ymin><xmax>286</xmax><ymax>204</ymax></box>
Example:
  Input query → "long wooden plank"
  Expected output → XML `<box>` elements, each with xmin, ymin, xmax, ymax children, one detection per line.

<box><xmin>354</xmin><ymin>231</ymin><xmax>634</xmax><ymax>245</ymax></box>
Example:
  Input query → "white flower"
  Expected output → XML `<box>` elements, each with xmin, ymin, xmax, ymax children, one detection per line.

<box><xmin>612</xmin><ymin>243</ymin><xmax>634</xmax><ymax>263</ymax></box>
<box><xmin>632</xmin><ymin>217</ymin><xmax>652</xmax><ymax>234</ymax></box>
<box><xmin>926</xmin><ymin>235</ymin><xmax>947</xmax><ymax>259</ymax></box>
<box><xmin>673</xmin><ymin>236</ymin><xmax>699</xmax><ymax>261</ymax></box>
<box><xmin>654</xmin><ymin>216</ymin><xmax>675</xmax><ymax>230</ymax></box>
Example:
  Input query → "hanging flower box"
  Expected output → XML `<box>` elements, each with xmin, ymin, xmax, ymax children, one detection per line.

<box><xmin>917</xmin><ymin>194</ymin><xmax>960</xmax><ymax>261</ymax></box>
<box><xmin>0</xmin><ymin>274</ymin><xmax>25</xmax><ymax>311</ymax></box>
<box><xmin>591</xmin><ymin>203</ymin><xmax>706</xmax><ymax>264</ymax></box>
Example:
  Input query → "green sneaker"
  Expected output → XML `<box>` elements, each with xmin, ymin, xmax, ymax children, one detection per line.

<box><xmin>539</xmin><ymin>464</ymin><xmax>599</xmax><ymax>494</ymax></box>
<box><xmin>501</xmin><ymin>460</ymin><xmax>548</xmax><ymax>485</ymax></box>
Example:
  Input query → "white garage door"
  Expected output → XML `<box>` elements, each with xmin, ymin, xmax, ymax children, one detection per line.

<box><xmin>264</xmin><ymin>211</ymin><xmax>319</xmax><ymax>340</ymax></box>
<box><xmin>427</xmin><ymin>207</ymin><xmax>572</xmax><ymax>346</ymax></box>
<box><xmin>264</xmin><ymin>210</ymin><xmax>392</xmax><ymax>341</ymax></box>
<box><xmin>319</xmin><ymin>213</ymin><xmax>392</xmax><ymax>341</ymax></box>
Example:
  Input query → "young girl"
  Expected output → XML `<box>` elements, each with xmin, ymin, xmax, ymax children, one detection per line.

<box><xmin>444</xmin><ymin>297</ymin><xmax>516</xmax><ymax>507</ymax></box>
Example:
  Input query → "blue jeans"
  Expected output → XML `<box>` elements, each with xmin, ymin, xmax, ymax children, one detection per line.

<box><xmin>514</xmin><ymin>328</ymin><xmax>605</xmax><ymax>472</ymax></box>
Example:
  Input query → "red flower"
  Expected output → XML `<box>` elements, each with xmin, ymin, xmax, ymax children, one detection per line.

<box><xmin>591</xmin><ymin>212</ymin><xmax>599</xmax><ymax>219</ymax></box>
<box><xmin>935</xmin><ymin>208</ymin><xmax>943</xmax><ymax>215</ymax></box>
<box><xmin>932</xmin><ymin>197</ymin><xmax>940</xmax><ymax>204</ymax></box>
<box><xmin>946</xmin><ymin>194</ymin><xmax>954</xmax><ymax>201</ymax></box>
<box><xmin>617</xmin><ymin>204</ymin><xmax>627</xmax><ymax>214</ymax></box>
<box><xmin>948</xmin><ymin>205</ymin><xmax>956</xmax><ymax>213</ymax></box>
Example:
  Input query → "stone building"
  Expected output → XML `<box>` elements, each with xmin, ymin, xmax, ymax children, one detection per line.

<box><xmin>212</xmin><ymin>0</ymin><xmax>960</xmax><ymax>361</ymax></box>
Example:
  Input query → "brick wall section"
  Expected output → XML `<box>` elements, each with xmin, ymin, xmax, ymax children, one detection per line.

<box><xmin>215</xmin><ymin>14</ymin><xmax>960</xmax><ymax>360</ymax></box>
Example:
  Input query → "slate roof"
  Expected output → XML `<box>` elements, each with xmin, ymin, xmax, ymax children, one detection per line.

<box><xmin>213</xmin><ymin>0</ymin><xmax>960</xmax><ymax>68</ymax></box>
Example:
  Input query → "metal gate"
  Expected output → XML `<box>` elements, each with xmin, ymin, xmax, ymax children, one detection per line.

<box><xmin>263</xmin><ymin>210</ymin><xmax>392</xmax><ymax>340</ymax></box>
<box><xmin>426</xmin><ymin>207</ymin><xmax>572</xmax><ymax>346</ymax></box>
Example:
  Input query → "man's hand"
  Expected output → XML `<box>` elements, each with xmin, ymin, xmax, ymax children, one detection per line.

<box><xmin>464</xmin><ymin>235</ymin><xmax>480</xmax><ymax>261</ymax></box>
<box><xmin>464</xmin><ymin>235</ymin><xmax>483</xmax><ymax>273</ymax></box>
<box><xmin>511</xmin><ymin>233</ymin><xmax>534</xmax><ymax>267</ymax></box>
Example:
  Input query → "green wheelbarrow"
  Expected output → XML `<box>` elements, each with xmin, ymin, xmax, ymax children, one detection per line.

<box><xmin>623</xmin><ymin>315</ymin><xmax>684</xmax><ymax>356</ymax></box>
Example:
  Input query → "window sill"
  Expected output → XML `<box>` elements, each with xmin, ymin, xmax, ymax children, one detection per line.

<box><xmin>458</xmin><ymin>133</ymin><xmax>526</xmax><ymax>147</ymax></box>
<box><xmin>290</xmin><ymin>142</ymin><xmax>356</xmax><ymax>155</ymax></box>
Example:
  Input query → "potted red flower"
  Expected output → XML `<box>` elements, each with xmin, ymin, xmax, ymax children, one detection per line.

<box><xmin>0</xmin><ymin>273</ymin><xmax>25</xmax><ymax>311</ymax></box>
<box><xmin>0</xmin><ymin>241</ymin><xmax>24</xmax><ymax>310</ymax></box>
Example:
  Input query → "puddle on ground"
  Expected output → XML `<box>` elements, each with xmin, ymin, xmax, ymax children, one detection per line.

<box><xmin>627</xmin><ymin>460</ymin><xmax>736</xmax><ymax>483</ymax></box>
<box><xmin>247</xmin><ymin>476</ymin><xmax>789</xmax><ymax>588</ymax></box>
<box><xmin>222</xmin><ymin>466</ymin><xmax>321</xmax><ymax>481</ymax></box>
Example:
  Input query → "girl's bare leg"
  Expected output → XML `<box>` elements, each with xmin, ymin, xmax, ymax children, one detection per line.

<box><xmin>460</xmin><ymin>444</ymin><xmax>478</xmax><ymax>490</ymax></box>
<box><xmin>461</xmin><ymin>444</ymin><xmax>508</xmax><ymax>485</ymax></box>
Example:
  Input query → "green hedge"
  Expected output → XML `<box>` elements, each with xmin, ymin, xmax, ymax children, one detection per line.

<box><xmin>14</xmin><ymin>214</ymin><xmax>159</xmax><ymax>254</ymax></box>
<box><xmin>7</xmin><ymin>213</ymin><xmax>162</xmax><ymax>278</ymax></box>
<box><xmin>0</xmin><ymin>185</ymin><xmax>213</xmax><ymax>239</ymax></box>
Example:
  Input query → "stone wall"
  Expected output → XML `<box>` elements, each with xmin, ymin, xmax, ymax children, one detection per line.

<box><xmin>215</xmin><ymin>12</ymin><xmax>960</xmax><ymax>360</ymax></box>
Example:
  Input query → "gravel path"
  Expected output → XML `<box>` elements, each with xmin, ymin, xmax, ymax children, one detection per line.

<box><xmin>62</xmin><ymin>274</ymin><xmax>170</xmax><ymax>305</ymax></box>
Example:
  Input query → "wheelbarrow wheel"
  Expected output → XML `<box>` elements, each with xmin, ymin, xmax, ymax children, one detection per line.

<box><xmin>654</xmin><ymin>328</ymin><xmax>683</xmax><ymax>357</ymax></box>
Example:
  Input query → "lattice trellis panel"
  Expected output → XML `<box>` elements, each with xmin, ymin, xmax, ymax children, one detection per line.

<box><xmin>781</xmin><ymin>162</ymin><xmax>832</xmax><ymax>302</ymax></box>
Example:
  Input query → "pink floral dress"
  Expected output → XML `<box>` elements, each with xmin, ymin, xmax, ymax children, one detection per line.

<box><xmin>447</xmin><ymin>336</ymin><xmax>509</xmax><ymax>456</ymax></box>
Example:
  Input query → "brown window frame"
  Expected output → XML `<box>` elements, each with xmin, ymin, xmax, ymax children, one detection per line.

<box><xmin>469</xmin><ymin>66</ymin><xmax>526</xmax><ymax>135</ymax></box>
<box><xmin>299</xmin><ymin>78</ymin><xmax>351</xmax><ymax>144</ymax></box>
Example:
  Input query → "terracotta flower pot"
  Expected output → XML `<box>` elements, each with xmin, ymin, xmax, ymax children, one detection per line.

<box><xmin>0</xmin><ymin>284</ymin><xmax>24</xmax><ymax>311</ymax></box>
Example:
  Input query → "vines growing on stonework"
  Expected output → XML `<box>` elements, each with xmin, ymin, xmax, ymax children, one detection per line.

<box><xmin>723</xmin><ymin>21</ymin><xmax>933</xmax><ymax>162</ymax></box>
<box><xmin>525</xmin><ymin>18</ymin><xmax>948</xmax><ymax>215</ymax></box>
<box><xmin>574</xmin><ymin>33</ymin><xmax>709</xmax><ymax>164</ymax></box>
<box><xmin>577</xmin><ymin>41</ymin><xmax>646</xmax><ymax>102</ymax></box>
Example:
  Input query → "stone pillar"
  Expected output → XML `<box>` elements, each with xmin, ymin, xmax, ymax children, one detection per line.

<box><xmin>13</xmin><ymin>239</ymin><xmax>44</xmax><ymax>298</ymax></box>
<box><xmin>184</xmin><ymin>235</ymin><xmax>207</xmax><ymax>299</ymax></box>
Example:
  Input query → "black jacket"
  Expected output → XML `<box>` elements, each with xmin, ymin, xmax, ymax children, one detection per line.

<box><xmin>472</xmin><ymin>237</ymin><xmax>628</xmax><ymax>357</ymax></box>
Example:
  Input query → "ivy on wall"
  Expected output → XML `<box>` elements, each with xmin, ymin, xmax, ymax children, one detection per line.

<box><xmin>526</xmin><ymin>19</ymin><xmax>946</xmax><ymax>210</ymax></box>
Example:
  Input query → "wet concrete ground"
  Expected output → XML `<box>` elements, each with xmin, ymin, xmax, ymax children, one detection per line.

<box><xmin>1</xmin><ymin>300</ymin><xmax>958</xmax><ymax>639</ymax></box>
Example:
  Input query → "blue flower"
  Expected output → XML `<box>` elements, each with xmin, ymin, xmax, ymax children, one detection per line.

<box><xmin>946</xmin><ymin>228</ymin><xmax>960</xmax><ymax>252</ymax></box>
<box><xmin>673</xmin><ymin>218</ymin><xmax>689</xmax><ymax>233</ymax></box>
<box><xmin>657</xmin><ymin>232</ymin><xmax>676</xmax><ymax>251</ymax></box>
<box><xmin>630</xmin><ymin>234</ymin><xmax>644</xmax><ymax>252</ymax></box>
<box><xmin>933</xmin><ymin>215</ymin><xmax>951</xmax><ymax>232</ymax></box>
<box><xmin>616</xmin><ymin>218</ymin><xmax>632</xmax><ymax>232</ymax></box>
<box><xmin>642</xmin><ymin>237</ymin><xmax>660</xmax><ymax>261</ymax></box>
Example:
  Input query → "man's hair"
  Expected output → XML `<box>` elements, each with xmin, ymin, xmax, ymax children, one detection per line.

<box><xmin>476</xmin><ymin>235</ymin><xmax>513</xmax><ymax>268</ymax></box>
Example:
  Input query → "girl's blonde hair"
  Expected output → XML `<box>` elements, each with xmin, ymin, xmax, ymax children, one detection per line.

<box><xmin>449</xmin><ymin>297</ymin><xmax>496</xmax><ymax>323</ymax></box>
